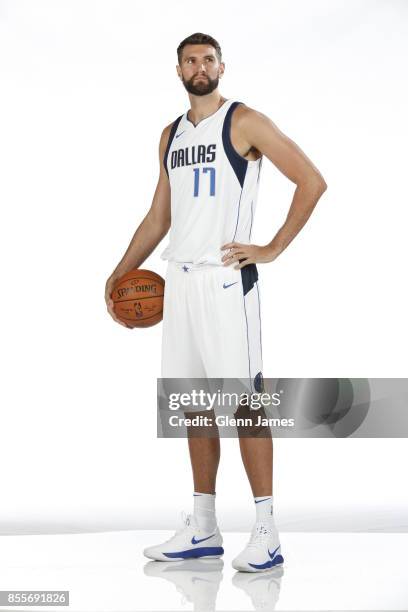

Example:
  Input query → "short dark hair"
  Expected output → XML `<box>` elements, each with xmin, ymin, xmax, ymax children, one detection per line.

<box><xmin>177</xmin><ymin>33</ymin><xmax>222</xmax><ymax>64</ymax></box>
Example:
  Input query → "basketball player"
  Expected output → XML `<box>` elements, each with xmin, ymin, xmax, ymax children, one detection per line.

<box><xmin>105</xmin><ymin>33</ymin><xmax>327</xmax><ymax>572</ymax></box>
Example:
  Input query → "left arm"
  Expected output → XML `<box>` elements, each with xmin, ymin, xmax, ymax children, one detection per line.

<box><xmin>221</xmin><ymin>107</ymin><xmax>328</xmax><ymax>269</ymax></box>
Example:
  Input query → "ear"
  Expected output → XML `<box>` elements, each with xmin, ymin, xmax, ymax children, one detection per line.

<box><xmin>176</xmin><ymin>65</ymin><xmax>182</xmax><ymax>79</ymax></box>
<box><xmin>219</xmin><ymin>62</ymin><xmax>225</xmax><ymax>78</ymax></box>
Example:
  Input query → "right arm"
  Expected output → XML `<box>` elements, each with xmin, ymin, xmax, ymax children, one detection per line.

<box><xmin>105</xmin><ymin>123</ymin><xmax>173</xmax><ymax>326</ymax></box>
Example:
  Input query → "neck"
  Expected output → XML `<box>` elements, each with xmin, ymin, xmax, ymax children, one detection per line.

<box><xmin>187</xmin><ymin>91</ymin><xmax>226</xmax><ymax>125</ymax></box>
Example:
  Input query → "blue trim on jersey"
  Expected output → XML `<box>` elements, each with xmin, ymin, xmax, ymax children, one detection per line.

<box><xmin>163</xmin><ymin>546</ymin><xmax>224</xmax><ymax>559</ymax></box>
<box><xmin>232</xmin><ymin>188</ymin><xmax>244</xmax><ymax>242</ymax></box>
<box><xmin>249</xmin><ymin>199</ymin><xmax>254</xmax><ymax>241</ymax></box>
<box><xmin>254</xmin><ymin>371</ymin><xmax>264</xmax><ymax>392</ymax></box>
<box><xmin>164</xmin><ymin>115</ymin><xmax>183</xmax><ymax>177</ymax></box>
<box><xmin>222</xmin><ymin>101</ymin><xmax>248</xmax><ymax>188</ymax></box>
<box><xmin>241</xmin><ymin>262</ymin><xmax>259</xmax><ymax>297</ymax></box>
<box><xmin>257</xmin><ymin>157</ymin><xmax>263</xmax><ymax>182</ymax></box>
<box><xmin>241</xmin><ymin>263</ymin><xmax>260</xmax><ymax>392</ymax></box>
<box><xmin>242</xmin><ymin>288</ymin><xmax>253</xmax><ymax>391</ymax></box>
<box><xmin>255</xmin><ymin>281</ymin><xmax>263</xmax><ymax>362</ymax></box>
<box><xmin>186</xmin><ymin>99</ymin><xmax>230</xmax><ymax>128</ymax></box>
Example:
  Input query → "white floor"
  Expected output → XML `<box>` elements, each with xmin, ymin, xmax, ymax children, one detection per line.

<box><xmin>0</xmin><ymin>531</ymin><xmax>407</xmax><ymax>611</ymax></box>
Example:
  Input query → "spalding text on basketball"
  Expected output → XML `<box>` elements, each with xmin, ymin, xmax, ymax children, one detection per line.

<box><xmin>117</xmin><ymin>284</ymin><xmax>157</xmax><ymax>297</ymax></box>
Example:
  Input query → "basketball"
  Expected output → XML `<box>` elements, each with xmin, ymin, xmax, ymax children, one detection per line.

<box><xmin>111</xmin><ymin>269</ymin><xmax>165</xmax><ymax>328</ymax></box>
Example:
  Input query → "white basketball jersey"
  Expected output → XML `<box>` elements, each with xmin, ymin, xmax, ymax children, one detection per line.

<box><xmin>160</xmin><ymin>99</ymin><xmax>262</xmax><ymax>266</ymax></box>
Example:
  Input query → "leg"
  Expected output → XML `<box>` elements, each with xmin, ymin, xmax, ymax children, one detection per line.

<box><xmin>232</xmin><ymin>407</ymin><xmax>283</xmax><ymax>572</ymax></box>
<box><xmin>143</xmin><ymin>407</ymin><xmax>224</xmax><ymax>562</ymax></box>
<box><xmin>186</xmin><ymin>409</ymin><xmax>220</xmax><ymax>494</ymax></box>
<box><xmin>238</xmin><ymin>435</ymin><xmax>272</xmax><ymax>497</ymax></box>
<box><xmin>233</xmin><ymin>399</ymin><xmax>273</xmax><ymax>497</ymax></box>
<box><xmin>148</xmin><ymin>264</ymin><xmax>225</xmax><ymax>562</ymax></box>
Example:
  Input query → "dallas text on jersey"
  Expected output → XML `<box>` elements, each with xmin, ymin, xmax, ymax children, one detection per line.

<box><xmin>170</xmin><ymin>144</ymin><xmax>216</xmax><ymax>168</ymax></box>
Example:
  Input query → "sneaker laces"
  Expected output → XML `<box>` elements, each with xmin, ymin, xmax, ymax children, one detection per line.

<box><xmin>161</xmin><ymin>511</ymin><xmax>193</xmax><ymax>544</ymax></box>
<box><xmin>174</xmin><ymin>511</ymin><xmax>194</xmax><ymax>535</ymax></box>
<box><xmin>246</xmin><ymin>523</ymin><xmax>271</xmax><ymax>549</ymax></box>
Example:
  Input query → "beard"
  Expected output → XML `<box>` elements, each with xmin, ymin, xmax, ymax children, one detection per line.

<box><xmin>182</xmin><ymin>73</ymin><xmax>219</xmax><ymax>96</ymax></box>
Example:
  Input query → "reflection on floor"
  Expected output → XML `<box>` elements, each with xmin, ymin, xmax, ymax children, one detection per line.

<box><xmin>0</xmin><ymin>530</ymin><xmax>407</xmax><ymax>610</ymax></box>
<box><xmin>144</xmin><ymin>558</ymin><xmax>224</xmax><ymax>610</ymax></box>
<box><xmin>143</xmin><ymin>558</ymin><xmax>283</xmax><ymax>610</ymax></box>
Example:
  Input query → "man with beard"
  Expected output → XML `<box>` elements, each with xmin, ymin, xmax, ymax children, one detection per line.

<box><xmin>105</xmin><ymin>33</ymin><xmax>327</xmax><ymax>572</ymax></box>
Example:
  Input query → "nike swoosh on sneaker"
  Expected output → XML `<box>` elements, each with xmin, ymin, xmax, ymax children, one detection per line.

<box><xmin>268</xmin><ymin>545</ymin><xmax>281</xmax><ymax>560</ymax></box>
<box><xmin>191</xmin><ymin>534</ymin><xmax>216</xmax><ymax>545</ymax></box>
<box><xmin>223</xmin><ymin>282</ymin><xmax>238</xmax><ymax>289</ymax></box>
<box><xmin>248</xmin><ymin>545</ymin><xmax>284</xmax><ymax>570</ymax></box>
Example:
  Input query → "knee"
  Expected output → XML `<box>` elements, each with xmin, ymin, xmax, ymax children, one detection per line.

<box><xmin>233</xmin><ymin>403</ymin><xmax>271</xmax><ymax>438</ymax></box>
<box><xmin>184</xmin><ymin>408</ymin><xmax>219</xmax><ymax>438</ymax></box>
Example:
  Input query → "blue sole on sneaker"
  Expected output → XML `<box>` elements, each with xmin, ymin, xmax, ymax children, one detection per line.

<box><xmin>248</xmin><ymin>554</ymin><xmax>284</xmax><ymax>570</ymax></box>
<box><xmin>163</xmin><ymin>546</ymin><xmax>224</xmax><ymax>559</ymax></box>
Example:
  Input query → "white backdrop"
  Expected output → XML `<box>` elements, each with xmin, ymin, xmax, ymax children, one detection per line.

<box><xmin>0</xmin><ymin>0</ymin><xmax>407</xmax><ymax>534</ymax></box>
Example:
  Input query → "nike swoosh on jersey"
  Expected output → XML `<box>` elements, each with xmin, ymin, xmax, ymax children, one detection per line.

<box><xmin>223</xmin><ymin>282</ymin><xmax>238</xmax><ymax>289</ymax></box>
<box><xmin>175</xmin><ymin>130</ymin><xmax>186</xmax><ymax>139</ymax></box>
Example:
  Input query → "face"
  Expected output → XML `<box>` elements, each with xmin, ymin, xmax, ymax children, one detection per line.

<box><xmin>177</xmin><ymin>44</ymin><xmax>225</xmax><ymax>96</ymax></box>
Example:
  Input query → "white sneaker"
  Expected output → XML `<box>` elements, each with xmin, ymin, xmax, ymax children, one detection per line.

<box><xmin>232</xmin><ymin>522</ymin><xmax>284</xmax><ymax>572</ymax></box>
<box><xmin>143</xmin><ymin>513</ymin><xmax>224</xmax><ymax>561</ymax></box>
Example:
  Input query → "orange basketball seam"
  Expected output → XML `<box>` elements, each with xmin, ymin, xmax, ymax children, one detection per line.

<box><xmin>114</xmin><ymin>295</ymin><xmax>164</xmax><ymax>303</ymax></box>
<box><xmin>119</xmin><ymin>311</ymin><xmax>163</xmax><ymax>322</ymax></box>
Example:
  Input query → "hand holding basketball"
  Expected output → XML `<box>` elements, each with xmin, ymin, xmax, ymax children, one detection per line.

<box><xmin>105</xmin><ymin>268</ymin><xmax>165</xmax><ymax>328</ymax></box>
<box><xmin>105</xmin><ymin>274</ymin><xmax>132</xmax><ymax>328</ymax></box>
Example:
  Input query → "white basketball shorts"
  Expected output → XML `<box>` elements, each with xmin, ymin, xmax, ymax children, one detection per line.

<box><xmin>161</xmin><ymin>260</ymin><xmax>264</xmax><ymax>393</ymax></box>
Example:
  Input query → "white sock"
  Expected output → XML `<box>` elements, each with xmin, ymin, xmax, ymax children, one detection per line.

<box><xmin>254</xmin><ymin>495</ymin><xmax>274</xmax><ymax>523</ymax></box>
<box><xmin>193</xmin><ymin>492</ymin><xmax>217</xmax><ymax>532</ymax></box>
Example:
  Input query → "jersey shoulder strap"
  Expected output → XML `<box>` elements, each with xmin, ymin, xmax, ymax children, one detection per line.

<box><xmin>222</xmin><ymin>101</ymin><xmax>247</xmax><ymax>187</ymax></box>
<box><xmin>164</xmin><ymin>115</ymin><xmax>183</xmax><ymax>176</ymax></box>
